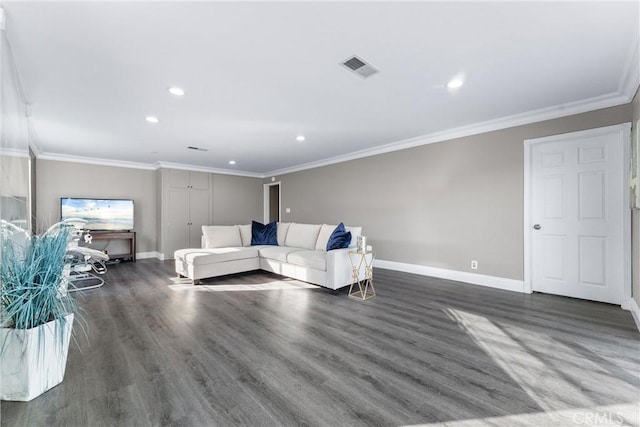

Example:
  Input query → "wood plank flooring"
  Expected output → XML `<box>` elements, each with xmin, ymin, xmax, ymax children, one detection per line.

<box><xmin>1</xmin><ymin>259</ymin><xmax>638</xmax><ymax>426</ymax></box>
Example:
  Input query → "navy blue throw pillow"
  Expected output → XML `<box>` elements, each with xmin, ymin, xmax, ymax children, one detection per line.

<box><xmin>251</xmin><ymin>220</ymin><xmax>278</xmax><ymax>246</ymax></box>
<box><xmin>326</xmin><ymin>222</ymin><xmax>352</xmax><ymax>251</ymax></box>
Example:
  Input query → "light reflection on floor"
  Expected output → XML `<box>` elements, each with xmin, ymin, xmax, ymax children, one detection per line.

<box><xmin>440</xmin><ymin>308</ymin><xmax>640</xmax><ymax>426</ymax></box>
<box><xmin>446</xmin><ymin>308</ymin><xmax>595</xmax><ymax>410</ymax></box>
<box><xmin>402</xmin><ymin>401</ymin><xmax>640</xmax><ymax>426</ymax></box>
<box><xmin>167</xmin><ymin>276</ymin><xmax>317</xmax><ymax>335</ymax></box>
<box><xmin>168</xmin><ymin>277</ymin><xmax>320</xmax><ymax>292</ymax></box>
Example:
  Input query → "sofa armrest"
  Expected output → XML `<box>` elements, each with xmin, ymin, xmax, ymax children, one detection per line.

<box><xmin>325</xmin><ymin>248</ymin><xmax>367</xmax><ymax>290</ymax></box>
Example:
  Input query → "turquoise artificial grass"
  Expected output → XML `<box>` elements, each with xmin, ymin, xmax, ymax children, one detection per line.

<box><xmin>0</xmin><ymin>226</ymin><xmax>76</xmax><ymax>330</ymax></box>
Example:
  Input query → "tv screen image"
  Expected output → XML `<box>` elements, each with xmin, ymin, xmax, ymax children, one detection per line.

<box><xmin>60</xmin><ymin>198</ymin><xmax>134</xmax><ymax>231</ymax></box>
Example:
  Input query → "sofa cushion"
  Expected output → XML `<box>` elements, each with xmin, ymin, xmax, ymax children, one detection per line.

<box><xmin>175</xmin><ymin>247</ymin><xmax>258</xmax><ymax>266</ymax></box>
<box><xmin>258</xmin><ymin>246</ymin><xmax>303</xmax><ymax>263</ymax></box>
<box><xmin>326</xmin><ymin>223</ymin><xmax>352</xmax><ymax>251</ymax></box>
<box><xmin>315</xmin><ymin>224</ymin><xmax>337</xmax><ymax>251</ymax></box>
<box><xmin>345</xmin><ymin>226</ymin><xmax>362</xmax><ymax>248</ymax></box>
<box><xmin>202</xmin><ymin>225</ymin><xmax>242</xmax><ymax>248</ymax></box>
<box><xmin>251</xmin><ymin>221</ymin><xmax>278</xmax><ymax>245</ymax></box>
<box><xmin>285</xmin><ymin>223</ymin><xmax>322</xmax><ymax>250</ymax></box>
<box><xmin>287</xmin><ymin>250</ymin><xmax>327</xmax><ymax>271</ymax></box>
<box><xmin>238</xmin><ymin>224</ymin><xmax>252</xmax><ymax>247</ymax></box>
<box><xmin>277</xmin><ymin>222</ymin><xmax>290</xmax><ymax>246</ymax></box>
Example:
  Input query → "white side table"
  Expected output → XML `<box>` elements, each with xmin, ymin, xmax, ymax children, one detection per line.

<box><xmin>348</xmin><ymin>250</ymin><xmax>376</xmax><ymax>301</ymax></box>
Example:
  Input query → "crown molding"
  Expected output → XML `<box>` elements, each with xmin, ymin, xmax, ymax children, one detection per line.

<box><xmin>32</xmin><ymin>87</ymin><xmax>633</xmax><ymax>179</ymax></box>
<box><xmin>28</xmin><ymin>141</ymin><xmax>42</xmax><ymax>157</ymax></box>
<box><xmin>266</xmin><ymin>90</ymin><xmax>630</xmax><ymax>176</ymax></box>
<box><xmin>32</xmin><ymin>153</ymin><xmax>264</xmax><ymax>177</ymax></box>
<box><xmin>37</xmin><ymin>152</ymin><xmax>157</xmax><ymax>170</ymax></box>
<box><xmin>154</xmin><ymin>161</ymin><xmax>263</xmax><ymax>178</ymax></box>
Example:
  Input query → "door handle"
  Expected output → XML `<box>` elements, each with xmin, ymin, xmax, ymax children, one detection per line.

<box><xmin>533</xmin><ymin>224</ymin><xmax>541</xmax><ymax>230</ymax></box>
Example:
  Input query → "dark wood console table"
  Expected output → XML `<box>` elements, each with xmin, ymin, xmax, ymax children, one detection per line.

<box><xmin>91</xmin><ymin>231</ymin><xmax>136</xmax><ymax>262</ymax></box>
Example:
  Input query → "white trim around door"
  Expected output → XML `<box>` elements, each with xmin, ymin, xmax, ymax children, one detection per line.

<box><xmin>523</xmin><ymin>123</ymin><xmax>632</xmax><ymax>306</ymax></box>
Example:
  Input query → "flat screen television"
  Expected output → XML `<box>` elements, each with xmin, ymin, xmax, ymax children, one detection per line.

<box><xmin>60</xmin><ymin>198</ymin><xmax>134</xmax><ymax>231</ymax></box>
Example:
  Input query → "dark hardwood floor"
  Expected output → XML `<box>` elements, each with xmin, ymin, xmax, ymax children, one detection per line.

<box><xmin>2</xmin><ymin>259</ymin><xmax>639</xmax><ymax>426</ymax></box>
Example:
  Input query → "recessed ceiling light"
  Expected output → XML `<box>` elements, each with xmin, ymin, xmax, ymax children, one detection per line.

<box><xmin>168</xmin><ymin>87</ymin><xmax>185</xmax><ymax>96</ymax></box>
<box><xmin>228</xmin><ymin>160</ymin><xmax>236</xmax><ymax>165</ymax></box>
<box><xmin>145</xmin><ymin>116</ymin><xmax>159</xmax><ymax>123</ymax></box>
<box><xmin>447</xmin><ymin>78</ymin><xmax>464</xmax><ymax>89</ymax></box>
<box><xmin>296</xmin><ymin>135</ymin><xmax>306</xmax><ymax>142</ymax></box>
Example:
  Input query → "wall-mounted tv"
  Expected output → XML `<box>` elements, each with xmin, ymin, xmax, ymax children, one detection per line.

<box><xmin>60</xmin><ymin>198</ymin><xmax>134</xmax><ymax>231</ymax></box>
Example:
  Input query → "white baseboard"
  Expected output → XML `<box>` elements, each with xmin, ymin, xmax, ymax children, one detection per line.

<box><xmin>622</xmin><ymin>297</ymin><xmax>640</xmax><ymax>332</ymax></box>
<box><xmin>151</xmin><ymin>252</ymin><xmax>171</xmax><ymax>261</ymax></box>
<box><xmin>136</xmin><ymin>251</ymin><xmax>162</xmax><ymax>260</ymax></box>
<box><xmin>374</xmin><ymin>259</ymin><xmax>525</xmax><ymax>293</ymax></box>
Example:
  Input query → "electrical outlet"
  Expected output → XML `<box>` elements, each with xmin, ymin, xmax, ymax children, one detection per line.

<box><xmin>471</xmin><ymin>260</ymin><xmax>478</xmax><ymax>270</ymax></box>
<box><xmin>285</xmin><ymin>208</ymin><xmax>291</xmax><ymax>213</ymax></box>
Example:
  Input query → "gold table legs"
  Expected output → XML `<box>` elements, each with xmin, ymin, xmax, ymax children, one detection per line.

<box><xmin>348</xmin><ymin>251</ymin><xmax>376</xmax><ymax>301</ymax></box>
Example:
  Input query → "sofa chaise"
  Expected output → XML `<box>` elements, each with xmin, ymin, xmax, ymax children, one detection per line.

<box><xmin>174</xmin><ymin>222</ymin><xmax>365</xmax><ymax>290</ymax></box>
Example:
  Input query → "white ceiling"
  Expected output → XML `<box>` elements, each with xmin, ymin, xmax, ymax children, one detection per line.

<box><xmin>3</xmin><ymin>1</ymin><xmax>639</xmax><ymax>176</ymax></box>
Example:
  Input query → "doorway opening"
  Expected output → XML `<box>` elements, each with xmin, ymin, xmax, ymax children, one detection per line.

<box><xmin>263</xmin><ymin>182</ymin><xmax>281</xmax><ymax>223</ymax></box>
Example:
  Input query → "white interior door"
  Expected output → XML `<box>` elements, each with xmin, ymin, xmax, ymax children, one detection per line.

<box><xmin>528</xmin><ymin>125</ymin><xmax>627</xmax><ymax>305</ymax></box>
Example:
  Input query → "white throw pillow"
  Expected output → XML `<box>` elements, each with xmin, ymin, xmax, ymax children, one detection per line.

<box><xmin>315</xmin><ymin>224</ymin><xmax>337</xmax><ymax>251</ymax></box>
<box><xmin>202</xmin><ymin>225</ymin><xmax>242</xmax><ymax>248</ymax></box>
<box><xmin>277</xmin><ymin>222</ymin><xmax>290</xmax><ymax>246</ymax></box>
<box><xmin>238</xmin><ymin>224</ymin><xmax>252</xmax><ymax>247</ymax></box>
<box><xmin>285</xmin><ymin>223</ymin><xmax>322</xmax><ymax>250</ymax></box>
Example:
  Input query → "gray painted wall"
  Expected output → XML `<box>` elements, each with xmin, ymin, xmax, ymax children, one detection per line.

<box><xmin>632</xmin><ymin>89</ymin><xmax>640</xmax><ymax>307</ymax></box>
<box><xmin>212</xmin><ymin>173</ymin><xmax>263</xmax><ymax>225</ymax></box>
<box><xmin>156</xmin><ymin>169</ymin><xmax>163</xmax><ymax>255</ymax></box>
<box><xmin>0</xmin><ymin>154</ymin><xmax>30</xmax><ymax>230</ymax></box>
<box><xmin>36</xmin><ymin>160</ymin><xmax>158</xmax><ymax>253</ymax></box>
<box><xmin>35</xmin><ymin>101</ymin><xmax>635</xmax><ymax>286</ymax></box>
<box><xmin>269</xmin><ymin>104</ymin><xmax>632</xmax><ymax>281</ymax></box>
<box><xmin>0</xmin><ymin>155</ymin><xmax>29</xmax><ymax>197</ymax></box>
<box><xmin>36</xmin><ymin>160</ymin><xmax>264</xmax><ymax>257</ymax></box>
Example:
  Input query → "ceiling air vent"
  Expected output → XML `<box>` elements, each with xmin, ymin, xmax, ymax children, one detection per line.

<box><xmin>187</xmin><ymin>146</ymin><xmax>208</xmax><ymax>152</ymax></box>
<box><xmin>341</xmin><ymin>55</ymin><xmax>378</xmax><ymax>79</ymax></box>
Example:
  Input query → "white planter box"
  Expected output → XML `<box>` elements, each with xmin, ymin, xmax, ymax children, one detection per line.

<box><xmin>0</xmin><ymin>313</ymin><xmax>74</xmax><ymax>401</ymax></box>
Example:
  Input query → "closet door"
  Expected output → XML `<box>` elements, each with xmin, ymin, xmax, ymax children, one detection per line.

<box><xmin>188</xmin><ymin>172</ymin><xmax>210</xmax><ymax>247</ymax></box>
<box><xmin>169</xmin><ymin>169</ymin><xmax>190</xmax><ymax>189</ymax></box>
<box><xmin>190</xmin><ymin>172</ymin><xmax>210</xmax><ymax>190</ymax></box>
<box><xmin>190</xmin><ymin>189</ymin><xmax>210</xmax><ymax>247</ymax></box>
<box><xmin>167</xmin><ymin>189</ymin><xmax>191</xmax><ymax>253</ymax></box>
<box><xmin>160</xmin><ymin>168</ymin><xmax>211</xmax><ymax>257</ymax></box>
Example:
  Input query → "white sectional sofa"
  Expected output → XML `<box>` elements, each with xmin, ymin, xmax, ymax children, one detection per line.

<box><xmin>174</xmin><ymin>223</ymin><xmax>364</xmax><ymax>290</ymax></box>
